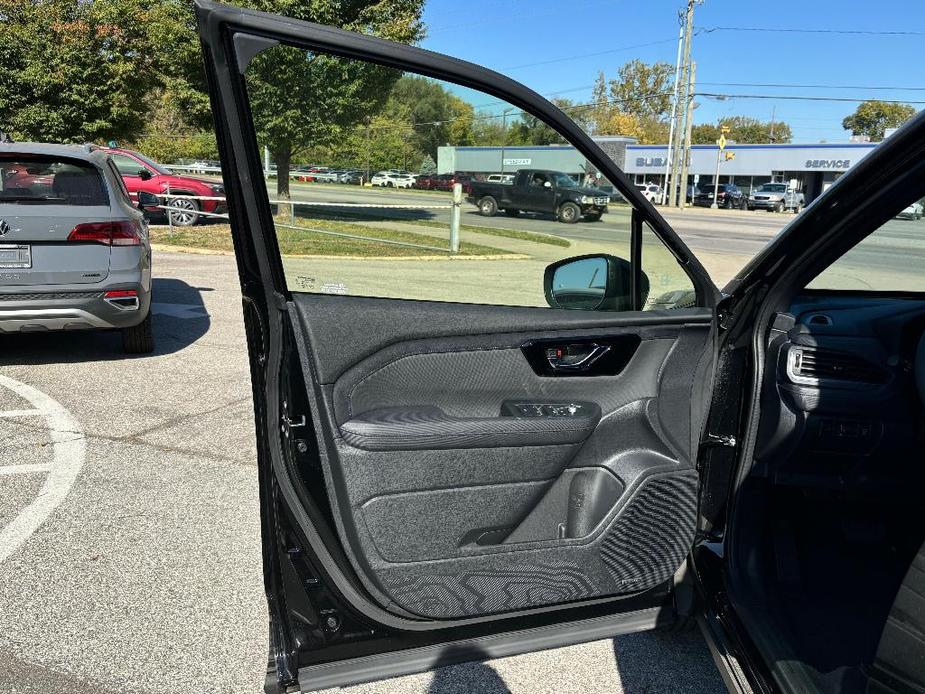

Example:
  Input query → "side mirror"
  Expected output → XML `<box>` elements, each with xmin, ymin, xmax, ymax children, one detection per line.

<box><xmin>544</xmin><ymin>254</ymin><xmax>648</xmax><ymax>311</ymax></box>
<box><xmin>137</xmin><ymin>169</ymin><xmax>153</xmax><ymax>181</ymax></box>
<box><xmin>137</xmin><ymin>191</ymin><xmax>160</xmax><ymax>211</ymax></box>
<box><xmin>543</xmin><ymin>180</ymin><xmax>552</xmax><ymax>188</ymax></box>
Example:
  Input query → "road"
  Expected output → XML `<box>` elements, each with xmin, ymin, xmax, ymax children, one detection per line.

<box><xmin>0</xmin><ymin>250</ymin><xmax>726</xmax><ymax>694</ymax></box>
<box><xmin>270</xmin><ymin>182</ymin><xmax>925</xmax><ymax>288</ymax></box>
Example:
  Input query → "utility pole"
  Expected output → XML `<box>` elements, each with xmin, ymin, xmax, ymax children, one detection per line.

<box><xmin>769</xmin><ymin>105</ymin><xmax>776</xmax><ymax>143</ymax></box>
<box><xmin>500</xmin><ymin>107</ymin><xmax>514</xmax><ymax>174</ymax></box>
<box><xmin>661</xmin><ymin>21</ymin><xmax>685</xmax><ymax>205</ymax></box>
<box><xmin>667</xmin><ymin>0</ymin><xmax>700</xmax><ymax>208</ymax></box>
<box><xmin>678</xmin><ymin>60</ymin><xmax>696</xmax><ymax>207</ymax></box>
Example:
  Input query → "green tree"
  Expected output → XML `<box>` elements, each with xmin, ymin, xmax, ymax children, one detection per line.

<box><xmin>842</xmin><ymin>100</ymin><xmax>917</xmax><ymax>140</ymax></box>
<box><xmin>241</xmin><ymin>0</ymin><xmax>424</xmax><ymax>205</ymax></box>
<box><xmin>587</xmin><ymin>61</ymin><xmax>674</xmax><ymax>143</ymax></box>
<box><xmin>0</xmin><ymin>0</ymin><xmax>149</xmax><ymax>142</ymax></box>
<box><xmin>385</xmin><ymin>76</ymin><xmax>473</xmax><ymax>159</ymax></box>
<box><xmin>691</xmin><ymin>117</ymin><xmax>791</xmax><ymax>144</ymax></box>
<box><xmin>0</xmin><ymin>0</ymin><xmax>212</xmax><ymax>144</ymax></box>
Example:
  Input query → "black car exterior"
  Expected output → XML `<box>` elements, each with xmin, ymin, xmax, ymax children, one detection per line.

<box><xmin>195</xmin><ymin>3</ymin><xmax>925</xmax><ymax>693</ymax></box>
<box><xmin>467</xmin><ymin>169</ymin><xmax>610</xmax><ymax>223</ymax></box>
<box><xmin>693</xmin><ymin>183</ymin><xmax>747</xmax><ymax>209</ymax></box>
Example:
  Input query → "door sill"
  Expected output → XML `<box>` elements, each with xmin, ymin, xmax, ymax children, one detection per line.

<box><xmin>289</xmin><ymin>606</ymin><xmax>670</xmax><ymax>692</ymax></box>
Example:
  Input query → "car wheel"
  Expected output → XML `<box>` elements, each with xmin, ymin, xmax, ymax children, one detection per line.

<box><xmin>724</xmin><ymin>197</ymin><xmax>733</xmax><ymax>209</ymax></box>
<box><xmin>122</xmin><ymin>310</ymin><xmax>155</xmax><ymax>354</ymax></box>
<box><xmin>167</xmin><ymin>197</ymin><xmax>200</xmax><ymax>226</ymax></box>
<box><xmin>478</xmin><ymin>196</ymin><xmax>498</xmax><ymax>217</ymax></box>
<box><xmin>795</xmin><ymin>203</ymin><xmax>804</xmax><ymax>214</ymax></box>
<box><xmin>775</xmin><ymin>200</ymin><xmax>785</xmax><ymax>213</ymax></box>
<box><xmin>558</xmin><ymin>202</ymin><xmax>581</xmax><ymax>224</ymax></box>
<box><xmin>503</xmin><ymin>208</ymin><xmax>519</xmax><ymax>217</ymax></box>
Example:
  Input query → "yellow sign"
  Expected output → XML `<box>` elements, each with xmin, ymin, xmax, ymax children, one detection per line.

<box><xmin>725</xmin><ymin>152</ymin><xmax>736</xmax><ymax>161</ymax></box>
<box><xmin>718</xmin><ymin>134</ymin><xmax>727</xmax><ymax>150</ymax></box>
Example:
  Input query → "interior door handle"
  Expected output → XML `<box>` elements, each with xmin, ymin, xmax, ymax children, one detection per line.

<box><xmin>545</xmin><ymin>344</ymin><xmax>611</xmax><ymax>371</ymax></box>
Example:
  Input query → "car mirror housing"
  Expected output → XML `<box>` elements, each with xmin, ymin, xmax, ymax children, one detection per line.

<box><xmin>137</xmin><ymin>169</ymin><xmax>153</xmax><ymax>181</ymax></box>
<box><xmin>137</xmin><ymin>191</ymin><xmax>160</xmax><ymax>211</ymax></box>
<box><xmin>544</xmin><ymin>254</ymin><xmax>642</xmax><ymax>311</ymax></box>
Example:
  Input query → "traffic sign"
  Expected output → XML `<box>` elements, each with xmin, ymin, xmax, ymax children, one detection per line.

<box><xmin>718</xmin><ymin>134</ymin><xmax>727</xmax><ymax>150</ymax></box>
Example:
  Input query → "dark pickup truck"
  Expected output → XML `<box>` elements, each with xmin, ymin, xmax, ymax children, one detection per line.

<box><xmin>466</xmin><ymin>169</ymin><xmax>610</xmax><ymax>223</ymax></box>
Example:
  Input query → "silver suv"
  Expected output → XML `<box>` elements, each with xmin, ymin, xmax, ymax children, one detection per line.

<box><xmin>747</xmin><ymin>182</ymin><xmax>805</xmax><ymax>213</ymax></box>
<box><xmin>0</xmin><ymin>143</ymin><xmax>154</xmax><ymax>353</ymax></box>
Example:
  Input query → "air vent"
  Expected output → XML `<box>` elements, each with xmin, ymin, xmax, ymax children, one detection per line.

<box><xmin>787</xmin><ymin>347</ymin><xmax>888</xmax><ymax>385</ymax></box>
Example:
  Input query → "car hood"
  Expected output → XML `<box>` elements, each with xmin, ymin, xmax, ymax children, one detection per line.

<box><xmin>753</xmin><ymin>190</ymin><xmax>784</xmax><ymax>198</ymax></box>
<box><xmin>563</xmin><ymin>186</ymin><xmax>610</xmax><ymax>196</ymax></box>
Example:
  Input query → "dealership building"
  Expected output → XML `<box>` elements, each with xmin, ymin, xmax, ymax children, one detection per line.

<box><xmin>438</xmin><ymin>140</ymin><xmax>879</xmax><ymax>204</ymax></box>
<box><xmin>625</xmin><ymin>142</ymin><xmax>878</xmax><ymax>202</ymax></box>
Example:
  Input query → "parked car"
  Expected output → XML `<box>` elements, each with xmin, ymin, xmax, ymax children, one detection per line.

<box><xmin>412</xmin><ymin>173</ymin><xmax>441</xmax><ymax>189</ymax></box>
<box><xmin>0</xmin><ymin>142</ymin><xmax>154</xmax><ymax>352</ymax></box>
<box><xmin>747</xmin><ymin>182</ymin><xmax>805</xmax><ymax>212</ymax></box>
<box><xmin>338</xmin><ymin>170</ymin><xmax>364</xmax><ymax>184</ymax></box>
<box><xmin>101</xmin><ymin>145</ymin><xmax>225</xmax><ymax>226</ymax></box>
<box><xmin>200</xmin><ymin>5</ymin><xmax>925</xmax><ymax>694</ymax></box>
<box><xmin>635</xmin><ymin>182</ymin><xmax>661</xmax><ymax>202</ymax></box>
<box><xmin>694</xmin><ymin>183</ymin><xmax>748</xmax><ymax>209</ymax></box>
<box><xmin>371</xmin><ymin>171</ymin><xmax>416</xmax><ymax>188</ymax></box>
<box><xmin>467</xmin><ymin>169</ymin><xmax>609</xmax><ymax>222</ymax></box>
<box><xmin>895</xmin><ymin>201</ymin><xmax>923</xmax><ymax>220</ymax></box>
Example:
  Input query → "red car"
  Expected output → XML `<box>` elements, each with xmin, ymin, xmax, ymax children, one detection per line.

<box><xmin>414</xmin><ymin>173</ymin><xmax>473</xmax><ymax>193</ymax></box>
<box><xmin>100</xmin><ymin>146</ymin><xmax>226</xmax><ymax>226</ymax></box>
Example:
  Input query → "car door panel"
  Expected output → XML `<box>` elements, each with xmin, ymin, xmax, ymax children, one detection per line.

<box><xmin>288</xmin><ymin>294</ymin><xmax>710</xmax><ymax>620</ymax></box>
<box><xmin>195</xmin><ymin>1</ymin><xmax>719</xmax><ymax>687</ymax></box>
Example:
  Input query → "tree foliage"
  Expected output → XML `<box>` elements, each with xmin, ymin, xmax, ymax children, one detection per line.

<box><xmin>241</xmin><ymin>0</ymin><xmax>425</xmax><ymax>200</ymax></box>
<box><xmin>842</xmin><ymin>100</ymin><xmax>917</xmax><ymax>140</ymax></box>
<box><xmin>691</xmin><ymin>116</ymin><xmax>792</xmax><ymax>144</ymax></box>
<box><xmin>585</xmin><ymin>61</ymin><xmax>674</xmax><ymax>144</ymax></box>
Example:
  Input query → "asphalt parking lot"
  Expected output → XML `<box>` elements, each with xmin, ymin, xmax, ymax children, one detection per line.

<box><xmin>4</xmin><ymin>192</ymin><xmax>923</xmax><ymax>692</ymax></box>
<box><xmin>0</xmin><ymin>245</ymin><xmax>731</xmax><ymax>694</ymax></box>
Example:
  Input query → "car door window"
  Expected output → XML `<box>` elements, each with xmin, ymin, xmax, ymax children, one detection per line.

<box><xmin>807</xmin><ymin>195</ymin><xmax>925</xmax><ymax>292</ymax></box>
<box><xmin>110</xmin><ymin>154</ymin><xmax>145</xmax><ymax>176</ymax></box>
<box><xmin>241</xmin><ymin>47</ymin><xmax>699</xmax><ymax>311</ymax></box>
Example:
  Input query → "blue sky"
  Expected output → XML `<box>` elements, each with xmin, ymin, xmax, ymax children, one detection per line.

<box><xmin>419</xmin><ymin>0</ymin><xmax>925</xmax><ymax>143</ymax></box>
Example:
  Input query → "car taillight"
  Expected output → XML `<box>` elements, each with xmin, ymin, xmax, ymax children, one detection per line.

<box><xmin>104</xmin><ymin>290</ymin><xmax>137</xmax><ymax>299</ymax></box>
<box><xmin>67</xmin><ymin>221</ymin><xmax>142</xmax><ymax>246</ymax></box>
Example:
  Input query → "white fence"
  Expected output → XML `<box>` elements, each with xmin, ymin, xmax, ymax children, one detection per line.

<box><xmin>155</xmin><ymin>184</ymin><xmax>463</xmax><ymax>253</ymax></box>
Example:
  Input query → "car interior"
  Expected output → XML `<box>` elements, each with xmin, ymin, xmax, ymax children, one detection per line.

<box><xmin>726</xmin><ymin>248</ymin><xmax>925</xmax><ymax>690</ymax></box>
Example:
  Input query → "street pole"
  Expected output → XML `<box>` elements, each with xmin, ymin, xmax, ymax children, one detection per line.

<box><xmin>662</xmin><ymin>21</ymin><xmax>685</xmax><ymax>205</ymax></box>
<box><xmin>710</xmin><ymin>146</ymin><xmax>721</xmax><ymax>209</ymax></box>
<box><xmin>669</xmin><ymin>0</ymin><xmax>698</xmax><ymax>208</ymax></box>
<box><xmin>500</xmin><ymin>107</ymin><xmax>513</xmax><ymax>174</ymax></box>
<box><xmin>678</xmin><ymin>60</ymin><xmax>696</xmax><ymax>207</ymax></box>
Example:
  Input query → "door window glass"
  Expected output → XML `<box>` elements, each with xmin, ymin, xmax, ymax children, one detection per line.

<box><xmin>240</xmin><ymin>44</ymin><xmax>702</xmax><ymax>310</ymax></box>
<box><xmin>808</xmin><ymin>197</ymin><xmax>925</xmax><ymax>292</ymax></box>
<box><xmin>110</xmin><ymin>154</ymin><xmax>145</xmax><ymax>176</ymax></box>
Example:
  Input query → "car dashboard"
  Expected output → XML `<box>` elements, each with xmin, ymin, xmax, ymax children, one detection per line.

<box><xmin>754</xmin><ymin>294</ymin><xmax>925</xmax><ymax>488</ymax></box>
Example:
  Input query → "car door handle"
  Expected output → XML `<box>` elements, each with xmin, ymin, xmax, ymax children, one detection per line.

<box><xmin>545</xmin><ymin>344</ymin><xmax>610</xmax><ymax>371</ymax></box>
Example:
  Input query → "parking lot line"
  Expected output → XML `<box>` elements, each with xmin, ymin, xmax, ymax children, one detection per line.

<box><xmin>0</xmin><ymin>463</ymin><xmax>52</xmax><ymax>476</ymax></box>
<box><xmin>0</xmin><ymin>374</ymin><xmax>85</xmax><ymax>565</ymax></box>
<box><xmin>0</xmin><ymin>409</ymin><xmax>43</xmax><ymax>418</ymax></box>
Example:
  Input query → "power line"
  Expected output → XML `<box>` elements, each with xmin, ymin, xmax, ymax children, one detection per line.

<box><xmin>502</xmin><ymin>37</ymin><xmax>679</xmax><ymax>71</ymax></box>
<box><xmin>700</xmin><ymin>26</ymin><xmax>925</xmax><ymax>36</ymax></box>
<box><xmin>698</xmin><ymin>92</ymin><xmax>925</xmax><ymax>105</ymax></box>
<box><xmin>699</xmin><ymin>81</ymin><xmax>925</xmax><ymax>92</ymax></box>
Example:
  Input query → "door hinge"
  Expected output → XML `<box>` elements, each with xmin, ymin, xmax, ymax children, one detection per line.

<box><xmin>704</xmin><ymin>433</ymin><xmax>737</xmax><ymax>448</ymax></box>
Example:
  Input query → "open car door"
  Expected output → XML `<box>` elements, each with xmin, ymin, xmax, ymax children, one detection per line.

<box><xmin>194</xmin><ymin>2</ymin><xmax>722</xmax><ymax>691</ymax></box>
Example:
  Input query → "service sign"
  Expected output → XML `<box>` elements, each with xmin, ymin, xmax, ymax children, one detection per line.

<box><xmin>503</xmin><ymin>158</ymin><xmax>531</xmax><ymax>166</ymax></box>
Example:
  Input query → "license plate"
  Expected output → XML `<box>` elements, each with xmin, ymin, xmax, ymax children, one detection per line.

<box><xmin>0</xmin><ymin>244</ymin><xmax>31</xmax><ymax>269</ymax></box>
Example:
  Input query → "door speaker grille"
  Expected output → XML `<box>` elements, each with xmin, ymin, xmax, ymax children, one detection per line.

<box><xmin>599</xmin><ymin>471</ymin><xmax>699</xmax><ymax>592</ymax></box>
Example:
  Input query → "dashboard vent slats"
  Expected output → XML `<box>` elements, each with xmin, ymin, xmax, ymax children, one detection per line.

<box><xmin>790</xmin><ymin>347</ymin><xmax>887</xmax><ymax>384</ymax></box>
